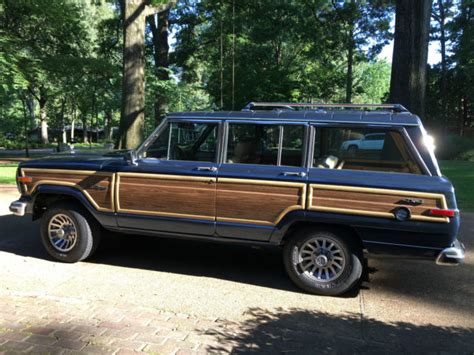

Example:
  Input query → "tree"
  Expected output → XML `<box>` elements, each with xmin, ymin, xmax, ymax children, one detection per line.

<box><xmin>172</xmin><ymin>0</ymin><xmax>393</xmax><ymax>109</ymax></box>
<box><xmin>449</xmin><ymin>0</ymin><xmax>473</xmax><ymax>133</ymax></box>
<box><xmin>389</xmin><ymin>0</ymin><xmax>433</xmax><ymax>118</ymax></box>
<box><xmin>431</xmin><ymin>0</ymin><xmax>455</xmax><ymax>125</ymax></box>
<box><xmin>331</xmin><ymin>0</ymin><xmax>392</xmax><ymax>103</ymax></box>
<box><xmin>1</xmin><ymin>0</ymin><xmax>91</xmax><ymax>144</ymax></box>
<box><xmin>118</xmin><ymin>0</ymin><xmax>176</xmax><ymax>150</ymax></box>
<box><xmin>148</xmin><ymin>9</ymin><xmax>171</xmax><ymax>124</ymax></box>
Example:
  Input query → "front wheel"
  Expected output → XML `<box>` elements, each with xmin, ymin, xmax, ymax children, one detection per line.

<box><xmin>283</xmin><ymin>228</ymin><xmax>363</xmax><ymax>296</ymax></box>
<box><xmin>40</xmin><ymin>202</ymin><xmax>101</xmax><ymax>263</ymax></box>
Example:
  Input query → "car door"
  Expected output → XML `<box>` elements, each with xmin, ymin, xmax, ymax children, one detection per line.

<box><xmin>116</xmin><ymin>119</ymin><xmax>221</xmax><ymax>236</ymax></box>
<box><xmin>216</xmin><ymin>121</ymin><xmax>309</xmax><ymax>241</ymax></box>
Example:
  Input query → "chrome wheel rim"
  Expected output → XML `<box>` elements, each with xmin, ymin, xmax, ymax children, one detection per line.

<box><xmin>48</xmin><ymin>214</ymin><xmax>78</xmax><ymax>252</ymax></box>
<box><xmin>297</xmin><ymin>237</ymin><xmax>346</xmax><ymax>282</ymax></box>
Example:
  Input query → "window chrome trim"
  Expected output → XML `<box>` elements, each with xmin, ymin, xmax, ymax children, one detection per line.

<box><xmin>136</xmin><ymin>118</ymin><xmax>169</xmax><ymax>158</ymax></box>
<box><xmin>400</xmin><ymin>127</ymin><xmax>431</xmax><ymax>176</ymax></box>
<box><xmin>305</xmin><ymin>125</ymin><xmax>315</xmax><ymax>169</ymax></box>
<box><xmin>277</xmin><ymin>126</ymin><xmax>284</xmax><ymax>166</ymax></box>
<box><xmin>136</xmin><ymin>118</ymin><xmax>222</xmax><ymax>164</ymax></box>
<box><xmin>222</xmin><ymin>120</ymin><xmax>308</xmax><ymax>168</ymax></box>
<box><xmin>308</xmin><ymin>123</ymin><xmax>429</xmax><ymax>175</ymax></box>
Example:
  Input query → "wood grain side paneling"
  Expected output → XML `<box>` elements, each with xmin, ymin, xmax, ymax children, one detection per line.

<box><xmin>21</xmin><ymin>168</ymin><xmax>115</xmax><ymax>212</ymax></box>
<box><xmin>308</xmin><ymin>184</ymin><xmax>449</xmax><ymax>223</ymax></box>
<box><xmin>117</xmin><ymin>173</ymin><xmax>216</xmax><ymax>220</ymax></box>
<box><xmin>216</xmin><ymin>178</ymin><xmax>306</xmax><ymax>225</ymax></box>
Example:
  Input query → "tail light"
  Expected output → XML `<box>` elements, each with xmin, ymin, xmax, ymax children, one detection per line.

<box><xmin>429</xmin><ymin>209</ymin><xmax>456</xmax><ymax>217</ymax></box>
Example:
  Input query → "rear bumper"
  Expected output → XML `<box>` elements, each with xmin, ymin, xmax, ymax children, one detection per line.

<box><xmin>436</xmin><ymin>240</ymin><xmax>465</xmax><ymax>266</ymax></box>
<box><xmin>9</xmin><ymin>199</ymin><xmax>28</xmax><ymax>216</ymax></box>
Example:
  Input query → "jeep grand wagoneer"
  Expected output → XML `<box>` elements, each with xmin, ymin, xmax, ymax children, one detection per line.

<box><xmin>10</xmin><ymin>102</ymin><xmax>465</xmax><ymax>295</ymax></box>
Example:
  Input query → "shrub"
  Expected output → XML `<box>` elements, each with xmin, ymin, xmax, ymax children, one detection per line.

<box><xmin>458</xmin><ymin>149</ymin><xmax>474</xmax><ymax>162</ymax></box>
<box><xmin>436</xmin><ymin>134</ymin><xmax>474</xmax><ymax>160</ymax></box>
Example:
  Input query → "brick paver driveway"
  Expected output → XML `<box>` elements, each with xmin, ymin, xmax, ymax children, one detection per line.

<box><xmin>0</xmin><ymin>185</ymin><xmax>473</xmax><ymax>354</ymax></box>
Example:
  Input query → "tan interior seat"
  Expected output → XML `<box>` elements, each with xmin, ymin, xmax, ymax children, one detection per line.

<box><xmin>230</xmin><ymin>141</ymin><xmax>262</xmax><ymax>164</ymax></box>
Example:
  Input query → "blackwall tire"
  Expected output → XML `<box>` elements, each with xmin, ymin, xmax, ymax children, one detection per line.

<box><xmin>40</xmin><ymin>202</ymin><xmax>101</xmax><ymax>263</ymax></box>
<box><xmin>283</xmin><ymin>228</ymin><xmax>363</xmax><ymax>296</ymax></box>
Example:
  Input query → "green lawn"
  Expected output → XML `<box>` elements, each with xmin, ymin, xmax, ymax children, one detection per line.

<box><xmin>1</xmin><ymin>160</ymin><xmax>472</xmax><ymax>211</ymax></box>
<box><xmin>0</xmin><ymin>165</ymin><xmax>18</xmax><ymax>184</ymax></box>
<box><xmin>439</xmin><ymin>160</ymin><xmax>474</xmax><ymax>212</ymax></box>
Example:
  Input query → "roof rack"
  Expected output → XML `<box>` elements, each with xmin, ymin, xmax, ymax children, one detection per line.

<box><xmin>242</xmin><ymin>102</ymin><xmax>409</xmax><ymax>113</ymax></box>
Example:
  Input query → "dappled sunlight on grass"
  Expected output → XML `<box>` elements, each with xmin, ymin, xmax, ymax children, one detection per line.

<box><xmin>0</xmin><ymin>166</ymin><xmax>17</xmax><ymax>184</ymax></box>
<box><xmin>440</xmin><ymin>160</ymin><xmax>474</xmax><ymax>211</ymax></box>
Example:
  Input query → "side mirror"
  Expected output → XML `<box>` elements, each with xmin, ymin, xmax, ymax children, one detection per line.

<box><xmin>124</xmin><ymin>150</ymin><xmax>138</xmax><ymax>166</ymax></box>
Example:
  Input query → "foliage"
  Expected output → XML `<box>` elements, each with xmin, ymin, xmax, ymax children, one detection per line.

<box><xmin>0</xmin><ymin>165</ymin><xmax>17</xmax><ymax>184</ymax></box>
<box><xmin>171</xmin><ymin>0</ymin><xmax>393</xmax><ymax>110</ymax></box>
<box><xmin>439</xmin><ymin>160</ymin><xmax>474</xmax><ymax>211</ymax></box>
<box><xmin>435</xmin><ymin>134</ymin><xmax>474</xmax><ymax>160</ymax></box>
<box><xmin>0</xmin><ymin>0</ymin><xmax>121</xmax><ymax>144</ymax></box>
<box><xmin>426</xmin><ymin>0</ymin><xmax>473</xmax><ymax>129</ymax></box>
<box><xmin>0</xmin><ymin>0</ymin><xmax>471</xmax><ymax>147</ymax></box>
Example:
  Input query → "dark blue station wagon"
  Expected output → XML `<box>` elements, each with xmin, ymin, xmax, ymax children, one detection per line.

<box><xmin>10</xmin><ymin>102</ymin><xmax>465</xmax><ymax>295</ymax></box>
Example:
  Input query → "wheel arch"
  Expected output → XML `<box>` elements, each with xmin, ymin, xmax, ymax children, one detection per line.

<box><xmin>31</xmin><ymin>185</ymin><xmax>115</xmax><ymax>227</ymax></box>
<box><xmin>277</xmin><ymin>220</ymin><xmax>365</xmax><ymax>254</ymax></box>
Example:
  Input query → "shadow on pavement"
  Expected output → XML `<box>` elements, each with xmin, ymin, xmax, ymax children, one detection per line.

<box><xmin>0</xmin><ymin>212</ymin><xmax>472</xmax><ymax>306</ymax></box>
<box><xmin>204</xmin><ymin>307</ymin><xmax>474</xmax><ymax>352</ymax></box>
<box><xmin>0</xmin><ymin>214</ymin><xmax>310</xmax><ymax>295</ymax></box>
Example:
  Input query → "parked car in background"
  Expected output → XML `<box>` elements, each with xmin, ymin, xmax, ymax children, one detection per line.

<box><xmin>340</xmin><ymin>132</ymin><xmax>386</xmax><ymax>156</ymax></box>
<box><xmin>10</xmin><ymin>102</ymin><xmax>465</xmax><ymax>296</ymax></box>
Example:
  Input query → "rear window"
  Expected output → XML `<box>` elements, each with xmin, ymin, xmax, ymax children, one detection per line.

<box><xmin>313</xmin><ymin>127</ymin><xmax>422</xmax><ymax>174</ymax></box>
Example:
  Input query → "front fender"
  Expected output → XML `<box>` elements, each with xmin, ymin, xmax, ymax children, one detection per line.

<box><xmin>32</xmin><ymin>185</ymin><xmax>116</xmax><ymax>227</ymax></box>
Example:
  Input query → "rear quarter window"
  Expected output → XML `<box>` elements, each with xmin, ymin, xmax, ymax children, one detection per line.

<box><xmin>313</xmin><ymin>127</ymin><xmax>422</xmax><ymax>174</ymax></box>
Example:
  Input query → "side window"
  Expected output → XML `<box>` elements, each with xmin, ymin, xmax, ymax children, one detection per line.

<box><xmin>313</xmin><ymin>127</ymin><xmax>422</xmax><ymax>174</ymax></box>
<box><xmin>227</xmin><ymin>124</ymin><xmax>279</xmax><ymax>165</ymax></box>
<box><xmin>281</xmin><ymin>125</ymin><xmax>305</xmax><ymax>166</ymax></box>
<box><xmin>226</xmin><ymin>123</ymin><xmax>305</xmax><ymax>167</ymax></box>
<box><xmin>144</xmin><ymin>122</ymin><xmax>218</xmax><ymax>162</ymax></box>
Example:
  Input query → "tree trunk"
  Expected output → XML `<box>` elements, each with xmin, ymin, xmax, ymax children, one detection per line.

<box><xmin>20</xmin><ymin>96</ymin><xmax>30</xmax><ymax>158</ymax></box>
<box><xmin>39</xmin><ymin>99</ymin><xmax>48</xmax><ymax>144</ymax></box>
<box><xmin>148</xmin><ymin>9</ymin><xmax>170</xmax><ymax>125</ymax></box>
<box><xmin>27</xmin><ymin>95</ymin><xmax>36</xmax><ymax>128</ymax></box>
<box><xmin>345</xmin><ymin>28</ymin><xmax>354</xmax><ymax>104</ymax></box>
<box><xmin>83</xmin><ymin>117</ymin><xmax>88</xmax><ymax>144</ymax></box>
<box><xmin>389</xmin><ymin>0</ymin><xmax>433</xmax><ymax>118</ymax></box>
<box><xmin>71</xmin><ymin>118</ymin><xmax>75</xmax><ymax>142</ymax></box>
<box><xmin>460</xmin><ymin>96</ymin><xmax>467</xmax><ymax>136</ymax></box>
<box><xmin>437</xmin><ymin>0</ymin><xmax>448</xmax><ymax>127</ymax></box>
<box><xmin>118</xmin><ymin>0</ymin><xmax>148</xmax><ymax>149</ymax></box>
<box><xmin>118</xmin><ymin>0</ymin><xmax>175</xmax><ymax>149</ymax></box>
<box><xmin>105</xmin><ymin>110</ymin><xmax>113</xmax><ymax>141</ymax></box>
<box><xmin>60</xmin><ymin>98</ymin><xmax>67</xmax><ymax>144</ymax></box>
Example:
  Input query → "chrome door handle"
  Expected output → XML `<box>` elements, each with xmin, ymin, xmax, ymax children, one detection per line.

<box><xmin>90</xmin><ymin>185</ymin><xmax>107</xmax><ymax>191</ymax></box>
<box><xmin>196</xmin><ymin>166</ymin><xmax>217</xmax><ymax>172</ymax></box>
<box><xmin>282</xmin><ymin>171</ymin><xmax>306</xmax><ymax>177</ymax></box>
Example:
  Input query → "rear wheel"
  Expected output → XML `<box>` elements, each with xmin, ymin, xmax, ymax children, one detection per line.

<box><xmin>40</xmin><ymin>202</ymin><xmax>101</xmax><ymax>263</ymax></box>
<box><xmin>283</xmin><ymin>228</ymin><xmax>363</xmax><ymax>296</ymax></box>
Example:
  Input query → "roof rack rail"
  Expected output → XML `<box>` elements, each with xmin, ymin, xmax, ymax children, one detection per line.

<box><xmin>242</xmin><ymin>102</ymin><xmax>409</xmax><ymax>113</ymax></box>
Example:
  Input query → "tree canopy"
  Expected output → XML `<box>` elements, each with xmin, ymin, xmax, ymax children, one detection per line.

<box><xmin>0</xmin><ymin>0</ymin><xmax>471</xmax><ymax>149</ymax></box>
